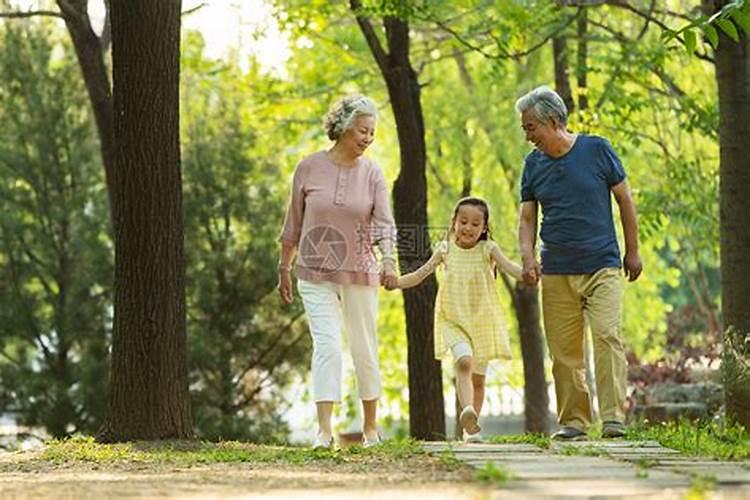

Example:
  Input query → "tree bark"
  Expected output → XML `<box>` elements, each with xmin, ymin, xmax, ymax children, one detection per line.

<box><xmin>553</xmin><ymin>35</ymin><xmax>575</xmax><ymax>113</ymax></box>
<box><xmin>708</xmin><ymin>0</ymin><xmax>750</xmax><ymax>428</ymax></box>
<box><xmin>503</xmin><ymin>277</ymin><xmax>550</xmax><ymax>433</ymax></box>
<box><xmin>351</xmin><ymin>1</ymin><xmax>445</xmax><ymax>439</ymax></box>
<box><xmin>103</xmin><ymin>0</ymin><xmax>192</xmax><ymax>441</ymax></box>
<box><xmin>576</xmin><ymin>8</ymin><xmax>589</xmax><ymax>111</ymax></box>
<box><xmin>56</xmin><ymin>0</ymin><xmax>117</xmax><ymax>223</ymax></box>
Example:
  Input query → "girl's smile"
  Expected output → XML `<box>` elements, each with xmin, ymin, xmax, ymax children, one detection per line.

<box><xmin>453</xmin><ymin>204</ymin><xmax>486</xmax><ymax>248</ymax></box>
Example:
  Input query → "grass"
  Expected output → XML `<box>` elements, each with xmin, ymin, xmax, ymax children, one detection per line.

<box><xmin>487</xmin><ymin>433</ymin><xmax>551</xmax><ymax>449</ymax></box>
<box><xmin>437</xmin><ymin>448</ymin><xmax>464</xmax><ymax>470</ymax></box>
<box><xmin>474</xmin><ymin>461</ymin><xmax>513</xmax><ymax>486</ymax></box>
<box><xmin>624</xmin><ymin>420</ymin><xmax>750</xmax><ymax>461</ymax></box>
<box><xmin>555</xmin><ymin>444</ymin><xmax>610</xmax><ymax>457</ymax></box>
<box><xmin>40</xmin><ymin>435</ymin><xmax>427</xmax><ymax>466</ymax></box>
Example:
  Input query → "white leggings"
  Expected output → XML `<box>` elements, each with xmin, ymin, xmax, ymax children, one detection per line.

<box><xmin>298</xmin><ymin>279</ymin><xmax>381</xmax><ymax>402</ymax></box>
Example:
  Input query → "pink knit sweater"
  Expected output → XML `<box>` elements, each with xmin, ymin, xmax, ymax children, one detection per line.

<box><xmin>279</xmin><ymin>151</ymin><xmax>396</xmax><ymax>286</ymax></box>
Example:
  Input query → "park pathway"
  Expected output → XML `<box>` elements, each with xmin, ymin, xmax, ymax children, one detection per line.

<box><xmin>424</xmin><ymin>439</ymin><xmax>750</xmax><ymax>499</ymax></box>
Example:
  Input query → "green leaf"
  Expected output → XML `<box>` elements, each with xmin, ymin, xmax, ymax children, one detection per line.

<box><xmin>684</xmin><ymin>29</ymin><xmax>697</xmax><ymax>54</ymax></box>
<box><xmin>661</xmin><ymin>28</ymin><xmax>679</xmax><ymax>43</ymax></box>
<box><xmin>716</xmin><ymin>18</ymin><xmax>740</xmax><ymax>42</ymax></box>
<box><xmin>703</xmin><ymin>23</ymin><xmax>719</xmax><ymax>48</ymax></box>
<box><xmin>731</xmin><ymin>10</ymin><xmax>750</xmax><ymax>36</ymax></box>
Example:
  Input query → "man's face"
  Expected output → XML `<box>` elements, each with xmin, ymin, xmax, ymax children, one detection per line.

<box><xmin>520</xmin><ymin>109</ymin><xmax>556</xmax><ymax>154</ymax></box>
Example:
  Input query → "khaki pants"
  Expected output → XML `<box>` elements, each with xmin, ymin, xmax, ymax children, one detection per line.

<box><xmin>541</xmin><ymin>267</ymin><xmax>626</xmax><ymax>430</ymax></box>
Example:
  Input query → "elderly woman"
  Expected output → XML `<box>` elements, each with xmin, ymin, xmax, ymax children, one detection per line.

<box><xmin>278</xmin><ymin>95</ymin><xmax>397</xmax><ymax>449</ymax></box>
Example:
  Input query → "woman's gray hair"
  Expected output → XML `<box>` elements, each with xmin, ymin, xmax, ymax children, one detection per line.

<box><xmin>515</xmin><ymin>86</ymin><xmax>568</xmax><ymax>126</ymax></box>
<box><xmin>324</xmin><ymin>94</ymin><xmax>378</xmax><ymax>141</ymax></box>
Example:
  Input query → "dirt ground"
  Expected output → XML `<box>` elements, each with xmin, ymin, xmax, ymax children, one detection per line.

<box><xmin>0</xmin><ymin>450</ymin><xmax>488</xmax><ymax>499</ymax></box>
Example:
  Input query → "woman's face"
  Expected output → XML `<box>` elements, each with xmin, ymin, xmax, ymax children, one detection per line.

<box><xmin>339</xmin><ymin>115</ymin><xmax>375</xmax><ymax>157</ymax></box>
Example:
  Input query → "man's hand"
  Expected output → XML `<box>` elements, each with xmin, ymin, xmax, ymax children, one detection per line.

<box><xmin>277</xmin><ymin>270</ymin><xmax>293</xmax><ymax>304</ymax></box>
<box><xmin>623</xmin><ymin>252</ymin><xmax>642</xmax><ymax>282</ymax></box>
<box><xmin>522</xmin><ymin>257</ymin><xmax>541</xmax><ymax>286</ymax></box>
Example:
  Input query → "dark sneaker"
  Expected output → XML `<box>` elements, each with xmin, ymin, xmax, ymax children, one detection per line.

<box><xmin>602</xmin><ymin>421</ymin><xmax>625</xmax><ymax>438</ymax></box>
<box><xmin>551</xmin><ymin>426</ymin><xmax>587</xmax><ymax>441</ymax></box>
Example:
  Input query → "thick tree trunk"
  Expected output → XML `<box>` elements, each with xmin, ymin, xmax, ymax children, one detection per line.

<box><xmin>710</xmin><ymin>0</ymin><xmax>750</xmax><ymax>428</ymax></box>
<box><xmin>351</xmin><ymin>2</ymin><xmax>445</xmax><ymax>439</ymax></box>
<box><xmin>104</xmin><ymin>0</ymin><xmax>192</xmax><ymax>441</ymax></box>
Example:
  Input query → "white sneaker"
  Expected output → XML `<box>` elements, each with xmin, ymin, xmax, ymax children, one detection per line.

<box><xmin>312</xmin><ymin>433</ymin><xmax>334</xmax><ymax>450</ymax></box>
<box><xmin>463</xmin><ymin>429</ymin><xmax>483</xmax><ymax>443</ymax></box>
<box><xmin>459</xmin><ymin>406</ymin><xmax>481</xmax><ymax>435</ymax></box>
<box><xmin>362</xmin><ymin>433</ymin><xmax>381</xmax><ymax>448</ymax></box>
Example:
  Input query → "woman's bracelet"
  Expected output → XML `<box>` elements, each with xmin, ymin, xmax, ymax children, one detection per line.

<box><xmin>278</xmin><ymin>264</ymin><xmax>292</xmax><ymax>273</ymax></box>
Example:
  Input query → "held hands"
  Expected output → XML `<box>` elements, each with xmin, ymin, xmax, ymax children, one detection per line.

<box><xmin>521</xmin><ymin>257</ymin><xmax>541</xmax><ymax>286</ymax></box>
<box><xmin>381</xmin><ymin>270</ymin><xmax>399</xmax><ymax>291</ymax></box>
<box><xmin>623</xmin><ymin>251</ymin><xmax>643</xmax><ymax>282</ymax></box>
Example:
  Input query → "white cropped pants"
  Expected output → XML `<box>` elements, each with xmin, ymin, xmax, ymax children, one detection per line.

<box><xmin>297</xmin><ymin>279</ymin><xmax>381</xmax><ymax>402</ymax></box>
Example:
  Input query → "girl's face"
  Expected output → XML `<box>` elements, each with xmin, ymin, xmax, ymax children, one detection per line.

<box><xmin>339</xmin><ymin>115</ymin><xmax>376</xmax><ymax>157</ymax></box>
<box><xmin>453</xmin><ymin>204</ymin><xmax>486</xmax><ymax>248</ymax></box>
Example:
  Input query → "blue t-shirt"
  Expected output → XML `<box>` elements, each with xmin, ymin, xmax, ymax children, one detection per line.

<box><xmin>520</xmin><ymin>134</ymin><xmax>626</xmax><ymax>274</ymax></box>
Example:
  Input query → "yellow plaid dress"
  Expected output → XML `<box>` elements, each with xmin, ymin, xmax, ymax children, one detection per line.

<box><xmin>434</xmin><ymin>240</ymin><xmax>512</xmax><ymax>363</ymax></box>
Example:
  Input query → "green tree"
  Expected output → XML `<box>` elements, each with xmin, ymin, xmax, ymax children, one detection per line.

<box><xmin>0</xmin><ymin>18</ymin><xmax>111</xmax><ymax>437</ymax></box>
<box><xmin>104</xmin><ymin>0</ymin><xmax>191</xmax><ymax>441</ymax></box>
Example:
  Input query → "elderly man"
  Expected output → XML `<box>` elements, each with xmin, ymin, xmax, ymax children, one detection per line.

<box><xmin>516</xmin><ymin>86</ymin><xmax>642</xmax><ymax>440</ymax></box>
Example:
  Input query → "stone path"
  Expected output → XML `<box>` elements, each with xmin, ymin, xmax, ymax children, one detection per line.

<box><xmin>423</xmin><ymin>440</ymin><xmax>750</xmax><ymax>499</ymax></box>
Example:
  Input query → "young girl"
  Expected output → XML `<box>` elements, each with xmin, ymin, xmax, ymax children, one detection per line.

<box><xmin>387</xmin><ymin>197</ymin><xmax>524</xmax><ymax>442</ymax></box>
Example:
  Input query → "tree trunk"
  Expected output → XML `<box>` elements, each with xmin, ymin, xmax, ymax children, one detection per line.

<box><xmin>576</xmin><ymin>8</ymin><xmax>589</xmax><ymax>111</ymax></box>
<box><xmin>710</xmin><ymin>0</ymin><xmax>750</xmax><ymax>428</ymax></box>
<box><xmin>506</xmin><ymin>279</ymin><xmax>550</xmax><ymax>433</ymax></box>
<box><xmin>552</xmin><ymin>36</ymin><xmax>575</xmax><ymax>113</ymax></box>
<box><xmin>387</xmin><ymin>24</ymin><xmax>445</xmax><ymax>440</ymax></box>
<box><xmin>351</xmin><ymin>1</ymin><xmax>445</xmax><ymax>439</ymax></box>
<box><xmin>56</xmin><ymin>0</ymin><xmax>117</xmax><ymax>223</ymax></box>
<box><xmin>103</xmin><ymin>0</ymin><xmax>192</xmax><ymax>441</ymax></box>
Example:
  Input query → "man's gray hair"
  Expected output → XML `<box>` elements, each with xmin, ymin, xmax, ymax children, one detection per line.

<box><xmin>324</xmin><ymin>94</ymin><xmax>378</xmax><ymax>141</ymax></box>
<box><xmin>515</xmin><ymin>85</ymin><xmax>568</xmax><ymax>126</ymax></box>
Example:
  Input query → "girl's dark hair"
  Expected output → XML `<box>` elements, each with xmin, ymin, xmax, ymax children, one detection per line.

<box><xmin>451</xmin><ymin>197</ymin><xmax>493</xmax><ymax>241</ymax></box>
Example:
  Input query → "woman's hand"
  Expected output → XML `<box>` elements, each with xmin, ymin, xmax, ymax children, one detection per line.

<box><xmin>277</xmin><ymin>270</ymin><xmax>294</xmax><ymax>304</ymax></box>
<box><xmin>381</xmin><ymin>270</ymin><xmax>399</xmax><ymax>291</ymax></box>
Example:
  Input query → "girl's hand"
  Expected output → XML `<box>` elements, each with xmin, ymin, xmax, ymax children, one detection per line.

<box><xmin>277</xmin><ymin>270</ymin><xmax>294</xmax><ymax>304</ymax></box>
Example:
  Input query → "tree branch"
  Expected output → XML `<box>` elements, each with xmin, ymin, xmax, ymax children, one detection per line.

<box><xmin>0</xmin><ymin>10</ymin><xmax>62</xmax><ymax>19</ymax></box>
<box><xmin>426</xmin><ymin>11</ymin><xmax>580</xmax><ymax>60</ymax></box>
<box><xmin>350</xmin><ymin>0</ymin><xmax>389</xmax><ymax>72</ymax></box>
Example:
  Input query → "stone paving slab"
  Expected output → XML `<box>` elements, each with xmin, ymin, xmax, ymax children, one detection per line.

<box><xmin>465</xmin><ymin>456</ymin><xmax>688</xmax><ymax>483</ymax></box>
<box><xmin>423</xmin><ymin>439</ymin><xmax>750</xmax><ymax>498</ymax></box>
<box><xmin>487</xmin><ymin>480</ymin><xmax>750</xmax><ymax>499</ymax></box>
<box><xmin>422</xmin><ymin>442</ymin><xmax>542</xmax><ymax>453</ymax></box>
